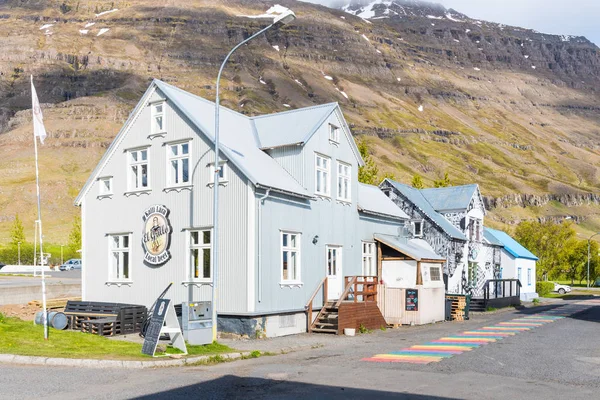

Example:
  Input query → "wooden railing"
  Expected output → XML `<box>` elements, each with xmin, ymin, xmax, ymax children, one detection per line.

<box><xmin>482</xmin><ymin>279</ymin><xmax>521</xmax><ymax>309</ymax></box>
<box><xmin>305</xmin><ymin>277</ymin><xmax>327</xmax><ymax>333</ymax></box>
<box><xmin>335</xmin><ymin>276</ymin><xmax>378</xmax><ymax>307</ymax></box>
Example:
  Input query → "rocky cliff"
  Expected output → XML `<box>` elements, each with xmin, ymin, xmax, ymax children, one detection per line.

<box><xmin>0</xmin><ymin>0</ymin><xmax>599</xmax><ymax>241</ymax></box>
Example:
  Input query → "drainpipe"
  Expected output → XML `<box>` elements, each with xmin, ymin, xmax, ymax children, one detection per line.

<box><xmin>257</xmin><ymin>188</ymin><xmax>271</xmax><ymax>303</ymax></box>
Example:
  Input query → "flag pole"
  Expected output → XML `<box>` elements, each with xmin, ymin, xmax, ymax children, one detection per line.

<box><xmin>31</xmin><ymin>75</ymin><xmax>48</xmax><ymax>340</ymax></box>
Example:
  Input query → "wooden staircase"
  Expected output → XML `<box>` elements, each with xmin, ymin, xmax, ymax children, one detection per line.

<box><xmin>311</xmin><ymin>301</ymin><xmax>339</xmax><ymax>334</ymax></box>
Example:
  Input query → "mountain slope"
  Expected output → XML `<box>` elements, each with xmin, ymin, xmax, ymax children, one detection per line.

<box><xmin>0</xmin><ymin>0</ymin><xmax>599</xmax><ymax>242</ymax></box>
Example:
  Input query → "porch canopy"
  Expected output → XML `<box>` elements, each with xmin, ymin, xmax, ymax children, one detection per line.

<box><xmin>373</xmin><ymin>234</ymin><xmax>445</xmax><ymax>262</ymax></box>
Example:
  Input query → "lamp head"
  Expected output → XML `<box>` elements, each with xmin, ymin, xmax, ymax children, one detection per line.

<box><xmin>274</xmin><ymin>9</ymin><xmax>296</xmax><ymax>26</ymax></box>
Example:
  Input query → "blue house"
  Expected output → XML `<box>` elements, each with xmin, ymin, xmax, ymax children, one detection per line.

<box><xmin>75</xmin><ymin>80</ymin><xmax>440</xmax><ymax>337</ymax></box>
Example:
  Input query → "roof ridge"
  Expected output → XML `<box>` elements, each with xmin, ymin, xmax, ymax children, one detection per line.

<box><xmin>250</xmin><ymin>102</ymin><xmax>338</xmax><ymax>120</ymax></box>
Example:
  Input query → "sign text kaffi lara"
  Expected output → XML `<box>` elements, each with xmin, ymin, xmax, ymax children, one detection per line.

<box><xmin>142</xmin><ymin>205</ymin><xmax>172</xmax><ymax>265</ymax></box>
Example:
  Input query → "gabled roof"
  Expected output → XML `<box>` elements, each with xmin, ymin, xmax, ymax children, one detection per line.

<box><xmin>252</xmin><ymin>103</ymin><xmax>337</xmax><ymax>149</ymax></box>
<box><xmin>383</xmin><ymin>180</ymin><xmax>467</xmax><ymax>241</ymax></box>
<box><xmin>358</xmin><ymin>183</ymin><xmax>409</xmax><ymax>220</ymax></box>
<box><xmin>420</xmin><ymin>184</ymin><xmax>479</xmax><ymax>212</ymax></box>
<box><xmin>483</xmin><ymin>228</ymin><xmax>504</xmax><ymax>247</ymax></box>
<box><xmin>484</xmin><ymin>228</ymin><xmax>539</xmax><ymax>261</ymax></box>
<box><xmin>374</xmin><ymin>234</ymin><xmax>445</xmax><ymax>261</ymax></box>
<box><xmin>75</xmin><ymin>79</ymin><xmax>311</xmax><ymax>205</ymax></box>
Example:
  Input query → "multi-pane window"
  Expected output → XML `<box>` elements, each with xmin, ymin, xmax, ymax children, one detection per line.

<box><xmin>430</xmin><ymin>265</ymin><xmax>441</xmax><ymax>281</ymax></box>
<box><xmin>281</xmin><ymin>232</ymin><xmax>301</xmax><ymax>282</ymax></box>
<box><xmin>518</xmin><ymin>267</ymin><xmax>522</xmax><ymax>283</ymax></box>
<box><xmin>152</xmin><ymin>103</ymin><xmax>165</xmax><ymax>134</ymax></box>
<box><xmin>413</xmin><ymin>220</ymin><xmax>423</xmax><ymax>237</ymax></box>
<box><xmin>469</xmin><ymin>218</ymin><xmax>481</xmax><ymax>241</ymax></box>
<box><xmin>362</xmin><ymin>242</ymin><xmax>376</xmax><ymax>276</ymax></box>
<box><xmin>527</xmin><ymin>268</ymin><xmax>531</xmax><ymax>286</ymax></box>
<box><xmin>109</xmin><ymin>234</ymin><xmax>130</xmax><ymax>281</ymax></box>
<box><xmin>168</xmin><ymin>142</ymin><xmax>190</xmax><ymax>186</ymax></box>
<box><xmin>468</xmin><ymin>262</ymin><xmax>478</xmax><ymax>286</ymax></box>
<box><xmin>337</xmin><ymin>162</ymin><xmax>351</xmax><ymax>202</ymax></box>
<box><xmin>128</xmin><ymin>148</ymin><xmax>149</xmax><ymax>190</ymax></box>
<box><xmin>99</xmin><ymin>177</ymin><xmax>112</xmax><ymax>196</ymax></box>
<box><xmin>329</xmin><ymin>124</ymin><xmax>340</xmax><ymax>143</ymax></box>
<box><xmin>315</xmin><ymin>154</ymin><xmax>330</xmax><ymax>196</ymax></box>
<box><xmin>327</xmin><ymin>246</ymin><xmax>341</xmax><ymax>277</ymax></box>
<box><xmin>190</xmin><ymin>230</ymin><xmax>211</xmax><ymax>281</ymax></box>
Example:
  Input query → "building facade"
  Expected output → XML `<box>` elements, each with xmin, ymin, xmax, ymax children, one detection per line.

<box><xmin>75</xmin><ymin>80</ymin><xmax>411</xmax><ymax>337</ymax></box>
<box><xmin>380</xmin><ymin>180</ymin><xmax>502</xmax><ymax>297</ymax></box>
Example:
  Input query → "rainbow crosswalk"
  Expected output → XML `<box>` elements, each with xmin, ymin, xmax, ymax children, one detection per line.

<box><xmin>363</xmin><ymin>300</ymin><xmax>598</xmax><ymax>364</ymax></box>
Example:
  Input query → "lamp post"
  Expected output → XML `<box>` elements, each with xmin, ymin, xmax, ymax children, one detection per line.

<box><xmin>211</xmin><ymin>8</ymin><xmax>297</xmax><ymax>342</ymax></box>
<box><xmin>587</xmin><ymin>233</ymin><xmax>600</xmax><ymax>288</ymax></box>
<box><xmin>17</xmin><ymin>242</ymin><xmax>21</xmax><ymax>266</ymax></box>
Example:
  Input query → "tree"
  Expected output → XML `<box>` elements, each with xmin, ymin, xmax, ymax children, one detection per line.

<box><xmin>10</xmin><ymin>213</ymin><xmax>26</xmax><ymax>247</ymax></box>
<box><xmin>433</xmin><ymin>172</ymin><xmax>451</xmax><ymax>188</ymax></box>
<box><xmin>357</xmin><ymin>139</ymin><xmax>379</xmax><ymax>185</ymax></box>
<box><xmin>566</xmin><ymin>239</ymin><xmax>587</xmax><ymax>285</ymax></box>
<box><xmin>411</xmin><ymin>174</ymin><xmax>424</xmax><ymax>189</ymax></box>
<box><xmin>68</xmin><ymin>215</ymin><xmax>82</xmax><ymax>253</ymax></box>
<box><xmin>514</xmin><ymin>220</ymin><xmax>577</xmax><ymax>280</ymax></box>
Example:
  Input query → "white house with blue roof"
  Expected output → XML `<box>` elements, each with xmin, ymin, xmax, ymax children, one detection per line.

<box><xmin>74</xmin><ymin>79</ymin><xmax>422</xmax><ymax>337</ymax></box>
<box><xmin>380</xmin><ymin>180</ymin><xmax>503</xmax><ymax>298</ymax></box>
<box><xmin>484</xmin><ymin>228</ymin><xmax>539</xmax><ymax>301</ymax></box>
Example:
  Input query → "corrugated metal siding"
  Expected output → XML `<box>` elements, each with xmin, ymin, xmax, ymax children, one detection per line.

<box><xmin>82</xmin><ymin>89</ymin><xmax>248</xmax><ymax>312</ymax></box>
<box><xmin>267</xmin><ymin>146</ymin><xmax>304</xmax><ymax>186</ymax></box>
<box><xmin>254</xmin><ymin>110</ymin><xmax>404</xmax><ymax>313</ymax></box>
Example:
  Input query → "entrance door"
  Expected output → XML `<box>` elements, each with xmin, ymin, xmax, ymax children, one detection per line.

<box><xmin>326</xmin><ymin>246</ymin><xmax>343</xmax><ymax>300</ymax></box>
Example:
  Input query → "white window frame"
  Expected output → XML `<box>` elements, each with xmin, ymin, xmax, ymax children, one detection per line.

<box><xmin>209</xmin><ymin>161</ymin><xmax>228</xmax><ymax>186</ymax></box>
<box><xmin>280</xmin><ymin>231</ymin><xmax>302</xmax><ymax>284</ymax></box>
<box><xmin>337</xmin><ymin>161</ymin><xmax>351</xmax><ymax>202</ymax></box>
<box><xmin>188</xmin><ymin>229</ymin><xmax>212</xmax><ymax>282</ymax></box>
<box><xmin>166</xmin><ymin>141</ymin><xmax>191</xmax><ymax>187</ymax></box>
<box><xmin>315</xmin><ymin>153</ymin><xmax>331</xmax><ymax>197</ymax></box>
<box><xmin>362</xmin><ymin>241</ymin><xmax>376</xmax><ymax>277</ymax></box>
<box><xmin>413</xmin><ymin>220</ymin><xmax>424</xmax><ymax>237</ymax></box>
<box><xmin>329</xmin><ymin>124</ymin><xmax>340</xmax><ymax>144</ymax></box>
<box><xmin>518</xmin><ymin>267</ymin><xmax>522</xmax><ymax>283</ymax></box>
<box><xmin>527</xmin><ymin>268</ymin><xmax>532</xmax><ymax>286</ymax></box>
<box><xmin>98</xmin><ymin>176</ymin><xmax>113</xmax><ymax>197</ymax></box>
<box><xmin>108</xmin><ymin>234</ymin><xmax>131</xmax><ymax>282</ymax></box>
<box><xmin>151</xmin><ymin>102</ymin><xmax>165</xmax><ymax>135</ymax></box>
<box><xmin>326</xmin><ymin>245</ymin><xmax>342</xmax><ymax>278</ymax></box>
<box><xmin>127</xmin><ymin>147</ymin><xmax>150</xmax><ymax>191</ymax></box>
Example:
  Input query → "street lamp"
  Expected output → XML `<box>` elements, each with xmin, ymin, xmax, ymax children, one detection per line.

<box><xmin>587</xmin><ymin>233</ymin><xmax>600</xmax><ymax>288</ymax></box>
<box><xmin>17</xmin><ymin>242</ymin><xmax>21</xmax><ymax>266</ymax></box>
<box><xmin>211</xmin><ymin>6</ymin><xmax>297</xmax><ymax>341</ymax></box>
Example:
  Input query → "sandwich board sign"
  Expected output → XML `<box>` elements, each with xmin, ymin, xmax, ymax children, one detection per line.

<box><xmin>142</xmin><ymin>298</ymin><xmax>187</xmax><ymax>357</ymax></box>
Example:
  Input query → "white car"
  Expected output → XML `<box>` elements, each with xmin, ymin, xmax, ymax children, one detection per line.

<box><xmin>553</xmin><ymin>282</ymin><xmax>572</xmax><ymax>295</ymax></box>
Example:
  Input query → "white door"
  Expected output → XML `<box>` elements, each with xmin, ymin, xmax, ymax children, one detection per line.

<box><xmin>326</xmin><ymin>246</ymin><xmax>343</xmax><ymax>300</ymax></box>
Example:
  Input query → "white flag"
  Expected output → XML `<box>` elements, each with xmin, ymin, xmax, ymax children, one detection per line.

<box><xmin>31</xmin><ymin>75</ymin><xmax>47</xmax><ymax>145</ymax></box>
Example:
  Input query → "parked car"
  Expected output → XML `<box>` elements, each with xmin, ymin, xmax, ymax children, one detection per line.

<box><xmin>0</xmin><ymin>262</ymin><xmax>5</xmax><ymax>270</ymax></box>
<box><xmin>59</xmin><ymin>259</ymin><xmax>82</xmax><ymax>271</ymax></box>
<box><xmin>552</xmin><ymin>282</ymin><xmax>571</xmax><ymax>295</ymax></box>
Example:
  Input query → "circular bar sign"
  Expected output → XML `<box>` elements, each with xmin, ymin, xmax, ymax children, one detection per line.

<box><xmin>142</xmin><ymin>205</ymin><xmax>172</xmax><ymax>265</ymax></box>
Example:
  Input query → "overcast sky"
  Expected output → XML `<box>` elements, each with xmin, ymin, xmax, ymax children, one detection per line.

<box><xmin>301</xmin><ymin>0</ymin><xmax>600</xmax><ymax>46</ymax></box>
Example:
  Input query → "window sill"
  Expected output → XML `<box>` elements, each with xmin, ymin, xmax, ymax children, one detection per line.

<box><xmin>279</xmin><ymin>282</ymin><xmax>304</xmax><ymax>288</ymax></box>
<box><xmin>182</xmin><ymin>281</ymin><xmax>213</xmax><ymax>287</ymax></box>
<box><xmin>207</xmin><ymin>181</ymin><xmax>229</xmax><ymax>188</ymax></box>
<box><xmin>328</xmin><ymin>139</ymin><xmax>340</xmax><ymax>147</ymax></box>
<box><xmin>105</xmin><ymin>281</ymin><xmax>133</xmax><ymax>287</ymax></box>
<box><xmin>164</xmin><ymin>185</ymin><xmax>193</xmax><ymax>193</ymax></box>
<box><xmin>314</xmin><ymin>194</ymin><xmax>331</xmax><ymax>201</ymax></box>
<box><xmin>336</xmin><ymin>199</ymin><xmax>351</xmax><ymax>206</ymax></box>
<box><xmin>97</xmin><ymin>194</ymin><xmax>114</xmax><ymax>200</ymax></box>
<box><xmin>124</xmin><ymin>189</ymin><xmax>152</xmax><ymax>197</ymax></box>
<box><xmin>147</xmin><ymin>132</ymin><xmax>167</xmax><ymax>140</ymax></box>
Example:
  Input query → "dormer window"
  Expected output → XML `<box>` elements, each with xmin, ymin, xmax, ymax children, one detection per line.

<box><xmin>468</xmin><ymin>218</ymin><xmax>481</xmax><ymax>241</ymax></box>
<box><xmin>152</xmin><ymin>102</ymin><xmax>165</xmax><ymax>134</ymax></box>
<box><xmin>329</xmin><ymin>124</ymin><xmax>340</xmax><ymax>144</ymax></box>
<box><xmin>413</xmin><ymin>220</ymin><xmax>423</xmax><ymax>237</ymax></box>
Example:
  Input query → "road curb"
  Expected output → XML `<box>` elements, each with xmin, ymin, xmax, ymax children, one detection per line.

<box><xmin>0</xmin><ymin>351</ymin><xmax>254</xmax><ymax>369</ymax></box>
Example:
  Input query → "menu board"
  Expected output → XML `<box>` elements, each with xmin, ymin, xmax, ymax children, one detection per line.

<box><xmin>405</xmin><ymin>289</ymin><xmax>419</xmax><ymax>311</ymax></box>
<box><xmin>142</xmin><ymin>299</ymin><xmax>169</xmax><ymax>356</ymax></box>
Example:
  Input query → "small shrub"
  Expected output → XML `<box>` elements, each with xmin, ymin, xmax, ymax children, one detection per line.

<box><xmin>358</xmin><ymin>324</ymin><xmax>370</xmax><ymax>334</ymax></box>
<box><xmin>536</xmin><ymin>281</ymin><xmax>554</xmax><ymax>297</ymax></box>
<box><xmin>380</xmin><ymin>325</ymin><xmax>387</xmax><ymax>331</ymax></box>
<box><xmin>486</xmin><ymin>307</ymin><xmax>497</xmax><ymax>312</ymax></box>
<box><xmin>532</xmin><ymin>298</ymin><xmax>540</xmax><ymax>305</ymax></box>
<box><xmin>250</xmin><ymin>350</ymin><xmax>261</xmax><ymax>358</ymax></box>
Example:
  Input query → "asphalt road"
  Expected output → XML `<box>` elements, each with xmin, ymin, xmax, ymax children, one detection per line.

<box><xmin>1</xmin><ymin>299</ymin><xmax>599</xmax><ymax>399</ymax></box>
<box><xmin>0</xmin><ymin>270</ymin><xmax>80</xmax><ymax>288</ymax></box>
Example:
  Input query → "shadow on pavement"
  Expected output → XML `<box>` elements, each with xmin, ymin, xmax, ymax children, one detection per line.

<box><xmin>513</xmin><ymin>298</ymin><xmax>600</xmax><ymax>324</ymax></box>
<box><xmin>133</xmin><ymin>375</ymin><xmax>460</xmax><ymax>399</ymax></box>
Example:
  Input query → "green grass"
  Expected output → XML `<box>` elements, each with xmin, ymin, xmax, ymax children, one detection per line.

<box><xmin>0</xmin><ymin>315</ymin><xmax>235</xmax><ymax>360</ymax></box>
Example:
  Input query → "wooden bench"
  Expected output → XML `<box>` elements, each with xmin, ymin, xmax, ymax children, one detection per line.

<box><xmin>64</xmin><ymin>301</ymin><xmax>147</xmax><ymax>336</ymax></box>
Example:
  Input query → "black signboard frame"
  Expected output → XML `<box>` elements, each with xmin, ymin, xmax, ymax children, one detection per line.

<box><xmin>142</xmin><ymin>298</ymin><xmax>170</xmax><ymax>356</ymax></box>
<box><xmin>405</xmin><ymin>289</ymin><xmax>419</xmax><ymax>312</ymax></box>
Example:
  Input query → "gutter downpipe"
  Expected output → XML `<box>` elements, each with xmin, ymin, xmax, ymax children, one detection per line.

<box><xmin>257</xmin><ymin>188</ymin><xmax>271</xmax><ymax>303</ymax></box>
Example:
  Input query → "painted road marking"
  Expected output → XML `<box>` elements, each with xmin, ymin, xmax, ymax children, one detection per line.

<box><xmin>363</xmin><ymin>301</ymin><xmax>596</xmax><ymax>364</ymax></box>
